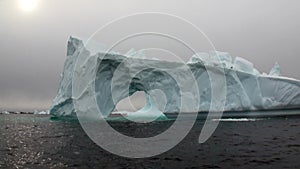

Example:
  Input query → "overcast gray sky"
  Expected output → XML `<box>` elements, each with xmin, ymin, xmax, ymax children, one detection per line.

<box><xmin>0</xmin><ymin>0</ymin><xmax>299</xmax><ymax>111</ymax></box>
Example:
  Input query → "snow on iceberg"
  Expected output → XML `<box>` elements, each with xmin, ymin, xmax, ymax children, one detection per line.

<box><xmin>50</xmin><ymin>37</ymin><xmax>300</xmax><ymax>118</ymax></box>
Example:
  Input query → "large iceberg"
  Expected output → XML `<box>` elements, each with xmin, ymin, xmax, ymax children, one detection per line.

<box><xmin>50</xmin><ymin>37</ymin><xmax>300</xmax><ymax>118</ymax></box>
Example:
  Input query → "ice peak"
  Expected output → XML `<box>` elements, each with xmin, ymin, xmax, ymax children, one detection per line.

<box><xmin>269</xmin><ymin>62</ymin><xmax>281</xmax><ymax>76</ymax></box>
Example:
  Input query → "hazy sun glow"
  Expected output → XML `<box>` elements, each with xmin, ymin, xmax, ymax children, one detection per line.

<box><xmin>19</xmin><ymin>0</ymin><xmax>38</xmax><ymax>12</ymax></box>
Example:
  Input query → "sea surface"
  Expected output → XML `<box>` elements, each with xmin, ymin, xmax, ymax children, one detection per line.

<box><xmin>0</xmin><ymin>112</ymin><xmax>300</xmax><ymax>169</ymax></box>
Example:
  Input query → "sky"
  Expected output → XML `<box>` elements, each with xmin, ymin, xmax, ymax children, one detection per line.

<box><xmin>0</xmin><ymin>0</ymin><xmax>300</xmax><ymax>111</ymax></box>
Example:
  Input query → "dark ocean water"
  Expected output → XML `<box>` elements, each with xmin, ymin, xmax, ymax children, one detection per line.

<box><xmin>0</xmin><ymin>113</ymin><xmax>300</xmax><ymax>169</ymax></box>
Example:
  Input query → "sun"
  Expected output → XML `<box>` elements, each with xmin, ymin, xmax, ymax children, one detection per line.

<box><xmin>19</xmin><ymin>0</ymin><xmax>38</xmax><ymax>12</ymax></box>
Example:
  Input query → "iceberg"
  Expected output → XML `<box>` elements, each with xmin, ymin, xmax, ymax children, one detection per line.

<box><xmin>0</xmin><ymin>111</ymin><xmax>10</xmax><ymax>115</ymax></box>
<box><xmin>33</xmin><ymin>110</ymin><xmax>50</xmax><ymax>115</ymax></box>
<box><xmin>50</xmin><ymin>37</ymin><xmax>300</xmax><ymax>118</ymax></box>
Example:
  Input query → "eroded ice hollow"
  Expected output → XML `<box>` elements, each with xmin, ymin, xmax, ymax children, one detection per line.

<box><xmin>50</xmin><ymin>37</ymin><xmax>300</xmax><ymax>119</ymax></box>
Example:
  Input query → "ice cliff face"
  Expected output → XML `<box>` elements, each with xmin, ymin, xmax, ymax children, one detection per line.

<box><xmin>50</xmin><ymin>37</ymin><xmax>300</xmax><ymax>117</ymax></box>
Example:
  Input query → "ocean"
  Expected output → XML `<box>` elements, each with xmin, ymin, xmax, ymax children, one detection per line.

<box><xmin>0</xmin><ymin>112</ymin><xmax>299</xmax><ymax>169</ymax></box>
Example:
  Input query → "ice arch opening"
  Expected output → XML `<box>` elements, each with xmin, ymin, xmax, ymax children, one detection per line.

<box><xmin>94</xmin><ymin>60</ymin><xmax>174</xmax><ymax>122</ymax></box>
<box><xmin>113</xmin><ymin>90</ymin><xmax>168</xmax><ymax>123</ymax></box>
<box><xmin>114</xmin><ymin>91</ymin><xmax>146</xmax><ymax>112</ymax></box>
